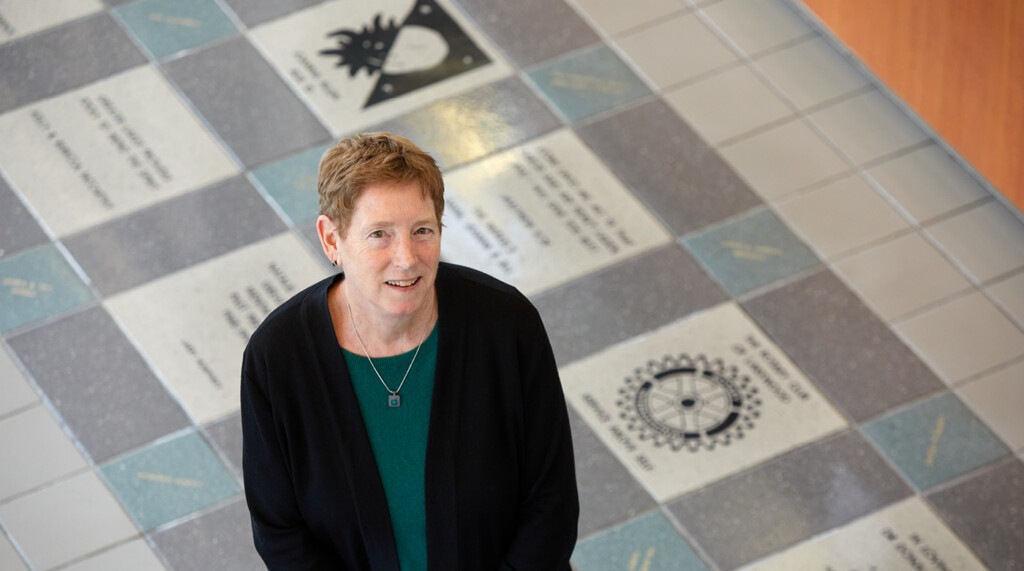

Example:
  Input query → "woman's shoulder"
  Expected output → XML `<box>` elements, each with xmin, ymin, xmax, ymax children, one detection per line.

<box><xmin>247</xmin><ymin>273</ymin><xmax>335</xmax><ymax>351</ymax></box>
<box><xmin>437</xmin><ymin>263</ymin><xmax>539</xmax><ymax>322</ymax></box>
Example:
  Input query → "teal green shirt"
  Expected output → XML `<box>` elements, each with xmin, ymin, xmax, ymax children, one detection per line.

<box><xmin>342</xmin><ymin>324</ymin><xmax>437</xmax><ymax>571</ymax></box>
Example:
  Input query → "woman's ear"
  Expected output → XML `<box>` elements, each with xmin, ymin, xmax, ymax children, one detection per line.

<box><xmin>316</xmin><ymin>215</ymin><xmax>340</xmax><ymax>267</ymax></box>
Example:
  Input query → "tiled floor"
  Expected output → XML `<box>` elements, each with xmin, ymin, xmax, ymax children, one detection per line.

<box><xmin>1</xmin><ymin>0</ymin><xmax>1023</xmax><ymax>569</ymax></box>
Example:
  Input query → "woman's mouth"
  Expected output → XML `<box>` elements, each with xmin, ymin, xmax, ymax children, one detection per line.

<box><xmin>385</xmin><ymin>278</ymin><xmax>420</xmax><ymax>288</ymax></box>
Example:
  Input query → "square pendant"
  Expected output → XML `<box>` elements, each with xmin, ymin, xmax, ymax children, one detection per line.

<box><xmin>388</xmin><ymin>394</ymin><xmax>401</xmax><ymax>408</ymax></box>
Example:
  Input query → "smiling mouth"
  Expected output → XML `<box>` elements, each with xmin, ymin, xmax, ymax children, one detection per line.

<box><xmin>386</xmin><ymin>278</ymin><xmax>420</xmax><ymax>287</ymax></box>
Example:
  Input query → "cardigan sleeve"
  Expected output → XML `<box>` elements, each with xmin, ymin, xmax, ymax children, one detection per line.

<box><xmin>501</xmin><ymin>313</ymin><xmax>580</xmax><ymax>570</ymax></box>
<box><xmin>240</xmin><ymin>352</ymin><xmax>335</xmax><ymax>570</ymax></box>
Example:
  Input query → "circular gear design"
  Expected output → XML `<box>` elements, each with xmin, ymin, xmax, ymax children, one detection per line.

<box><xmin>617</xmin><ymin>354</ymin><xmax>761</xmax><ymax>452</ymax></box>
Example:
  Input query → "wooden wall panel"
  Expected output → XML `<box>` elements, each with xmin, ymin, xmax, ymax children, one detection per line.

<box><xmin>798</xmin><ymin>0</ymin><xmax>1024</xmax><ymax>211</ymax></box>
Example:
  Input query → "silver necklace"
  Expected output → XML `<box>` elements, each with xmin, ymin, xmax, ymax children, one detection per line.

<box><xmin>346</xmin><ymin>303</ymin><xmax>431</xmax><ymax>408</ymax></box>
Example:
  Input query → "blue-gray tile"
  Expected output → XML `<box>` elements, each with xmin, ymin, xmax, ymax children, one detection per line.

<box><xmin>742</xmin><ymin>269</ymin><xmax>944</xmax><ymax>422</ymax></box>
<box><xmin>453</xmin><ymin>0</ymin><xmax>600</xmax><ymax>67</ymax></box>
<box><xmin>0</xmin><ymin>14</ymin><xmax>146</xmax><ymax>114</ymax></box>
<box><xmin>100</xmin><ymin>430</ymin><xmax>240</xmax><ymax>531</ymax></box>
<box><xmin>862</xmin><ymin>392</ymin><xmax>1010</xmax><ymax>491</ymax></box>
<box><xmin>220</xmin><ymin>0</ymin><xmax>323</xmax><ymax>27</ymax></box>
<box><xmin>152</xmin><ymin>498</ymin><xmax>264</xmax><ymax>570</ymax></box>
<box><xmin>526</xmin><ymin>45</ymin><xmax>651</xmax><ymax>123</ymax></box>
<box><xmin>682</xmin><ymin>206</ymin><xmax>819</xmax><ymax>297</ymax></box>
<box><xmin>0</xmin><ymin>244</ymin><xmax>94</xmax><ymax>334</ymax></box>
<box><xmin>368</xmin><ymin>77</ymin><xmax>561</xmax><ymax>170</ymax></box>
<box><xmin>926</xmin><ymin>458</ymin><xmax>1024</xmax><ymax>571</ymax></box>
<box><xmin>64</xmin><ymin>176</ymin><xmax>287</xmax><ymax>296</ymax></box>
<box><xmin>0</xmin><ymin>177</ymin><xmax>48</xmax><ymax>260</ymax></box>
<box><xmin>575</xmin><ymin>99</ymin><xmax>762</xmax><ymax>236</ymax></box>
<box><xmin>572</xmin><ymin>511</ymin><xmax>709</xmax><ymax>571</ymax></box>
<box><xmin>249</xmin><ymin>142</ymin><xmax>333</xmax><ymax>226</ymax></box>
<box><xmin>7</xmin><ymin>306</ymin><xmax>190</xmax><ymax>462</ymax></box>
<box><xmin>162</xmin><ymin>36</ymin><xmax>330</xmax><ymax>167</ymax></box>
<box><xmin>114</xmin><ymin>0</ymin><xmax>239</xmax><ymax>60</ymax></box>
<box><xmin>668</xmin><ymin>430</ymin><xmax>911</xmax><ymax>570</ymax></box>
<box><xmin>204</xmin><ymin>412</ymin><xmax>243</xmax><ymax>480</ymax></box>
<box><xmin>569</xmin><ymin>407</ymin><xmax>656</xmax><ymax>538</ymax></box>
<box><xmin>533</xmin><ymin>244</ymin><xmax>727</xmax><ymax>366</ymax></box>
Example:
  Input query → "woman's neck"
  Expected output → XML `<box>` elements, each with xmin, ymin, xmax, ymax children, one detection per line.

<box><xmin>328</xmin><ymin>280</ymin><xmax>437</xmax><ymax>357</ymax></box>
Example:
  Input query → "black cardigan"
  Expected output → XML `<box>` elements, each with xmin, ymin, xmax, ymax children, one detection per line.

<box><xmin>241</xmin><ymin>263</ymin><xmax>579</xmax><ymax>570</ymax></box>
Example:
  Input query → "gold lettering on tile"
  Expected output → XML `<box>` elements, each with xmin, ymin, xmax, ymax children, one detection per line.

<box><xmin>549</xmin><ymin>71</ymin><xmax>629</xmax><ymax>96</ymax></box>
<box><xmin>136</xmin><ymin>471</ymin><xmax>206</xmax><ymax>487</ymax></box>
<box><xmin>3</xmin><ymin>277</ymin><xmax>55</xmax><ymax>298</ymax></box>
<box><xmin>925</xmin><ymin>415</ymin><xmax>945</xmax><ymax>467</ymax></box>
<box><xmin>148</xmin><ymin>13</ymin><xmax>203</xmax><ymax>28</ymax></box>
<box><xmin>721</xmin><ymin>241</ymin><xmax>783</xmax><ymax>262</ymax></box>
<box><xmin>627</xmin><ymin>547</ymin><xmax>656</xmax><ymax>571</ymax></box>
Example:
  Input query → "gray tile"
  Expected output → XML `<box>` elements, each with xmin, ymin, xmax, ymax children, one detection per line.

<box><xmin>65</xmin><ymin>176</ymin><xmax>286</xmax><ymax>296</ymax></box>
<box><xmin>219</xmin><ymin>0</ymin><xmax>323</xmax><ymax>28</ymax></box>
<box><xmin>7</xmin><ymin>307</ymin><xmax>190</xmax><ymax>463</ymax></box>
<box><xmin>0</xmin><ymin>14</ymin><xmax>146</xmax><ymax>114</ymax></box>
<box><xmin>369</xmin><ymin>76</ymin><xmax>561</xmax><ymax>170</ymax></box>
<box><xmin>668</xmin><ymin>430</ymin><xmax>912</xmax><ymax>570</ymax></box>
<box><xmin>162</xmin><ymin>36</ymin><xmax>330</xmax><ymax>168</ymax></box>
<box><xmin>926</xmin><ymin>458</ymin><xmax>1024</xmax><ymax>571</ymax></box>
<box><xmin>152</xmin><ymin>498</ymin><xmax>264</xmax><ymax>571</ymax></box>
<box><xmin>204</xmin><ymin>412</ymin><xmax>243</xmax><ymax>480</ymax></box>
<box><xmin>569</xmin><ymin>407</ymin><xmax>656</xmax><ymax>538</ymax></box>
<box><xmin>454</xmin><ymin>0</ymin><xmax>600</xmax><ymax>67</ymax></box>
<box><xmin>574</xmin><ymin>99</ymin><xmax>762</xmax><ymax>236</ymax></box>
<box><xmin>741</xmin><ymin>269</ymin><xmax>944</xmax><ymax>422</ymax></box>
<box><xmin>0</xmin><ymin>177</ymin><xmax>48</xmax><ymax>260</ymax></box>
<box><xmin>533</xmin><ymin>244</ymin><xmax>728</xmax><ymax>366</ymax></box>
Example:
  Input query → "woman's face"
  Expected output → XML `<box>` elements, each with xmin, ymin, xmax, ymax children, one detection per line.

<box><xmin>335</xmin><ymin>180</ymin><xmax>441</xmax><ymax>321</ymax></box>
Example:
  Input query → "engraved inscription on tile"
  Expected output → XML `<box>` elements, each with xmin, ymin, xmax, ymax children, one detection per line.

<box><xmin>0</xmin><ymin>65</ymin><xmax>238</xmax><ymax>236</ymax></box>
<box><xmin>441</xmin><ymin>129</ymin><xmax>672</xmax><ymax>296</ymax></box>
<box><xmin>561</xmin><ymin>302</ymin><xmax>847</xmax><ymax>502</ymax></box>
<box><xmin>104</xmin><ymin>233</ymin><xmax>325</xmax><ymax>424</ymax></box>
<box><xmin>742</xmin><ymin>497</ymin><xmax>986</xmax><ymax>570</ymax></box>
<box><xmin>0</xmin><ymin>0</ymin><xmax>103</xmax><ymax>45</ymax></box>
<box><xmin>248</xmin><ymin>0</ymin><xmax>512</xmax><ymax>135</ymax></box>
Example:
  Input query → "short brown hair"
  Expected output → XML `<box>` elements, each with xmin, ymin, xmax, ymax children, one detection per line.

<box><xmin>317</xmin><ymin>132</ymin><xmax>444</xmax><ymax>236</ymax></box>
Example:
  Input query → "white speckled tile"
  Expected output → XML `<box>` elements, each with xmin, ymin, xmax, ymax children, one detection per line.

<box><xmin>568</xmin><ymin>0</ymin><xmax>687</xmax><ymax>37</ymax></box>
<box><xmin>719</xmin><ymin>117</ymin><xmax>849</xmax><ymax>201</ymax></box>
<box><xmin>615</xmin><ymin>11</ymin><xmax>736</xmax><ymax>89</ymax></box>
<box><xmin>809</xmin><ymin>90</ymin><xmax>929</xmax><ymax>166</ymax></box>
<box><xmin>925</xmin><ymin>200</ymin><xmax>1024</xmax><ymax>284</ymax></box>
<box><xmin>104</xmin><ymin>233</ymin><xmax>326</xmax><ymax>424</ymax></box>
<box><xmin>247</xmin><ymin>0</ymin><xmax>512</xmax><ymax>136</ymax></box>
<box><xmin>958</xmin><ymin>360</ymin><xmax>1024</xmax><ymax>452</ymax></box>
<box><xmin>0</xmin><ymin>65</ymin><xmax>238</xmax><ymax>237</ymax></box>
<box><xmin>441</xmin><ymin>128</ymin><xmax>672</xmax><ymax>296</ymax></box>
<box><xmin>561</xmin><ymin>302</ymin><xmax>847</xmax><ymax>502</ymax></box>
<box><xmin>0</xmin><ymin>0</ymin><xmax>103</xmax><ymax>45</ymax></box>
<box><xmin>753</xmin><ymin>36</ymin><xmax>870</xmax><ymax>111</ymax></box>
<box><xmin>894</xmin><ymin>291</ymin><xmax>1024</xmax><ymax>385</ymax></box>
<box><xmin>0</xmin><ymin>348</ymin><xmax>37</xmax><ymax>417</ymax></box>
<box><xmin>0</xmin><ymin>405</ymin><xmax>87</xmax><ymax>501</ymax></box>
<box><xmin>0</xmin><ymin>471</ymin><xmax>138</xmax><ymax>570</ymax></box>
<box><xmin>62</xmin><ymin>538</ymin><xmax>167</xmax><ymax>571</ymax></box>
<box><xmin>664</xmin><ymin>63</ymin><xmax>792</xmax><ymax>145</ymax></box>
<box><xmin>834</xmin><ymin>232</ymin><xmax>972</xmax><ymax>322</ymax></box>
<box><xmin>700</xmin><ymin>0</ymin><xmax>812</xmax><ymax>56</ymax></box>
<box><xmin>742</xmin><ymin>497</ymin><xmax>986</xmax><ymax>570</ymax></box>
<box><xmin>867</xmin><ymin>144</ymin><xmax>989</xmax><ymax>225</ymax></box>
<box><xmin>774</xmin><ymin>174</ymin><xmax>909</xmax><ymax>260</ymax></box>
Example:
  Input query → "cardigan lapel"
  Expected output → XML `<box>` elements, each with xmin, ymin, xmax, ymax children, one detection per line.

<box><xmin>307</xmin><ymin>274</ymin><xmax>401</xmax><ymax>570</ymax></box>
<box><xmin>425</xmin><ymin>264</ymin><xmax>463</xmax><ymax>569</ymax></box>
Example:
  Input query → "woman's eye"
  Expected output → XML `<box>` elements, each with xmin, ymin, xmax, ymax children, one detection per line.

<box><xmin>415</xmin><ymin>227</ymin><xmax>433</xmax><ymax>235</ymax></box>
<box><xmin>369</xmin><ymin>230</ymin><xmax>386</xmax><ymax>239</ymax></box>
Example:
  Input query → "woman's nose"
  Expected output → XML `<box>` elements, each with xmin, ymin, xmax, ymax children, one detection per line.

<box><xmin>393</xmin><ymin>235</ymin><xmax>416</xmax><ymax>267</ymax></box>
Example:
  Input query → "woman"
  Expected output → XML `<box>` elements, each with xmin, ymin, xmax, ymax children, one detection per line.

<box><xmin>241</xmin><ymin>132</ymin><xmax>579</xmax><ymax>570</ymax></box>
